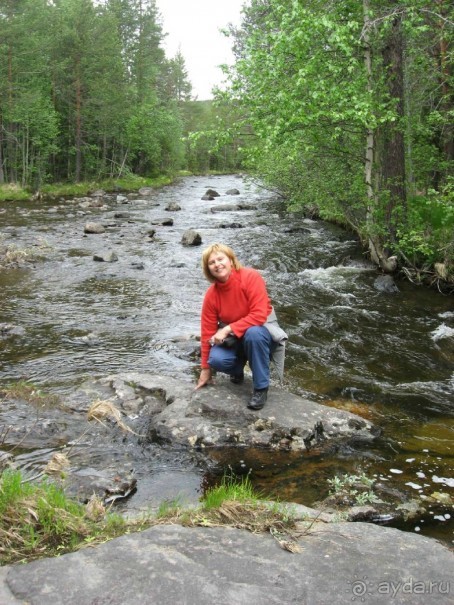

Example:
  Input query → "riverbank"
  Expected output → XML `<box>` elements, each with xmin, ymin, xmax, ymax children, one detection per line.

<box><xmin>1</xmin><ymin>513</ymin><xmax>453</xmax><ymax>605</ymax></box>
<box><xmin>0</xmin><ymin>174</ymin><xmax>175</xmax><ymax>203</ymax></box>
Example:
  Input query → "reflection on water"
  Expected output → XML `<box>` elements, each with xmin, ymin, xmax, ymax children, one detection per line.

<box><xmin>1</xmin><ymin>175</ymin><xmax>453</xmax><ymax>544</ymax></box>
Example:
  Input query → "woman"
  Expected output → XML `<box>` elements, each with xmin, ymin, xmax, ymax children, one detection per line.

<box><xmin>195</xmin><ymin>243</ymin><xmax>286</xmax><ymax>410</ymax></box>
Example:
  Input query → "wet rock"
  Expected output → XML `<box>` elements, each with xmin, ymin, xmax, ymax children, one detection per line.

<box><xmin>151</xmin><ymin>218</ymin><xmax>173</xmax><ymax>226</ymax></box>
<box><xmin>181</xmin><ymin>229</ymin><xmax>202</xmax><ymax>246</ymax></box>
<box><xmin>204</xmin><ymin>188</ymin><xmax>220</xmax><ymax>197</ymax></box>
<box><xmin>131</xmin><ymin>262</ymin><xmax>145</xmax><ymax>270</ymax></box>
<box><xmin>116</xmin><ymin>195</ymin><xmax>128</xmax><ymax>204</ymax></box>
<box><xmin>201</xmin><ymin>194</ymin><xmax>214</xmax><ymax>200</ymax></box>
<box><xmin>114</xmin><ymin>212</ymin><xmax>131</xmax><ymax>219</ymax></box>
<box><xmin>210</xmin><ymin>204</ymin><xmax>241</xmax><ymax>212</ymax></box>
<box><xmin>165</xmin><ymin>202</ymin><xmax>181</xmax><ymax>211</ymax></box>
<box><xmin>84</xmin><ymin>222</ymin><xmax>105</xmax><ymax>234</ymax></box>
<box><xmin>98</xmin><ymin>373</ymin><xmax>378</xmax><ymax>452</ymax></box>
<box><xmin>93</xmin><ymin>251</ymin><xmax>118</xmax><ymax>262</ymax></box>
<box><xmin>374</xmin><ymin>274</ymin><xmax>399</xmax><ymax>294</ymax></box>
<box><xmin>283</xmin><ymin>226</ymin><xmax>312</xmax><ymax>235</ymax></box>
<box><xmin>217</xmin><ymin>223</ymin><xmax>243</xmax><ymax>229</ymax></box>
<box><xmin>0</xmin><ymin>324</ymin><xmax>26</xmax><ymax>339</ymax></box>
<box><xmin>147</xmin><ymin>229</ymin><xmax>156</xmax><ymax>239</ymax></box>
<box><xmin>238</xmin><ymin>204</ymin><xmax>258</xmax><ymax>210</ymax></box>
<box><xmin>226</xmin><ymin>188</ymin><xmax>240</xmax><ymax>195</ymax></box>
<box><xmin>104</xmin><ymin>472</ymin><xmax>137</xmax><ymax>505</ymax></box>
<box><xmin>74</xmin><ymin>332</ymin><xmax>101</xmax><ymax>346</ymax></box>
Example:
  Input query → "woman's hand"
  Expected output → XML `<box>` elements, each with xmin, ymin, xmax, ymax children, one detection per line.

<box><xmin>195</xmin><ymin>368</ymin><xmax>214</xmax><ymax>390</ymax></box>
<box><xmin>209</xmin><ymin>325</ymin><xmax>232</xmax><ymax>346</ymax></box>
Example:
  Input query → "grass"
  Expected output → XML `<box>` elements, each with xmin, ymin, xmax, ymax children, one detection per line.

<box><xmin>0</xmin><ymin>382</ymin><xmax>60</xmax><ymax>407</ymax></box>
<box><xmin>202</xmin><ymin>472</ymin><xmax>260</xmax><ymax>509</ymax></box>
<box><xmin>40</xmin><ymin>174</ymin><xmax>173</xmax><ymax>199</ymax></box>
<box><xmin>0</xmin><ymin>174</ymin><xmax>175</xmax><ymax>202</ymax></box>
<box><xmin>0</xmin><ymin>183</ymin><xmax>31</xmax><ymax>202</ymax></box>
<box><xmin>0</xmin><ymin>469</ymin><xmax>304</xmax><ymax>566</ymax></box>
<box><xmin>0</xmin><ymin>469</ymin><xmax>129</xmax><ymax>565</ymax></box>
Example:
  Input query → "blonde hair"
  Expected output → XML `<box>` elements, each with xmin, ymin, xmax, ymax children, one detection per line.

<box><xmin>201</xmin><ymin>243</ymin><xmax>242</xmax><ymax>282</ymax></box>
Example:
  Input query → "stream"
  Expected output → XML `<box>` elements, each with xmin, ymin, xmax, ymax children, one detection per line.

<box><xmin>1</xmin><ymin>174</ymin><xmax>453</xmax><ymax>546</ymax></box>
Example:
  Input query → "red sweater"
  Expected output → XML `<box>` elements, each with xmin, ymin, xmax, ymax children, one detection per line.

<box><xmin>200</xmin><ymin>267</ymin><xmax>272</xmax><ymax>368</ymax></box>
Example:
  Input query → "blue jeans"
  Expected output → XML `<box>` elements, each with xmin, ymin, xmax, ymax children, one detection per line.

<box><xmin>208</xmin><ymin>325</ymin><xmax>273</xmax><ymax>390</ymax></box>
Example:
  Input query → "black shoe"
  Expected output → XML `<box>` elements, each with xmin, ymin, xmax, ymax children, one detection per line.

<box><xmin>230</xmin><ymin>372</ymin><xmax>244</xmax><ymax>385</ymax></box>
<box><xmin>247</xmin><ymin>388</ymin><xmax>268</xmax><ymax>410</ymax></box>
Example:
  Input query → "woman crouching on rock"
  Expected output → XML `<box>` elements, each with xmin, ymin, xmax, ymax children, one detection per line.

<box><xmin>195</xmin><ymin>243</ymin><xmax>287</xmax><ymax>410</ymax></box>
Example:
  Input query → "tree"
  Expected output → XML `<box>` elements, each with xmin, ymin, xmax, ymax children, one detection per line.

<box><xmin>221</xmin><ymin>0</ymin><xmax>453</xmax><ymax>274</ymax></box>
<box><xmin>0</xmin><ymin>0</ymin><xmax>59</xmax><ymax>187</ymax></box>
<box><xmin>161</xmin><ymin>50</ymin><xmax>193</xmax><ymax>103</ymax></box>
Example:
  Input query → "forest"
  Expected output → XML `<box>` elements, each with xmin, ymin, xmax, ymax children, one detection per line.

<box><xmin>0</xmin><ymin>0</ymin><xmax>453</xmax><ymax>284</ymax></box>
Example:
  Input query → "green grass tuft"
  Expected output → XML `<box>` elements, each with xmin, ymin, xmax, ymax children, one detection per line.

<box><xmin>202</xmin><ymin>472</ymin><xmax>260</xmax><ymax>510</ymax></box>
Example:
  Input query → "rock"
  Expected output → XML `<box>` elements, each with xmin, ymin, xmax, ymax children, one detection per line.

<box><xmin>93</xmin><ymin>251</ymin><xmax>118</xmax><ymax>262</ymax></box>
<box><xmin>217</xmin><ymin>223</ymin><xmax>243</xmax><ymax>229</ymax></box>
<box><xmin>374</xmin><ymin>274</ymin><xmax>399</xmax><ymax>294</ymax></box>
<box><xmin>210</xmin><ymin>204</ymin><xmax>241</xmax><ymax>213</ymax></box>
<box><xmin>283</xmin><ymin>227</ymin><xmax>312</xmax><ymax>235</ymax></box>
<box><xmin>147</xmin><ymin>229</ymin><xmax>156</xmax><ymax>239</ymax></box>
<box><xmin>201</xmin><ymin>195</ymin><xmax>214</xmax><ymax>201</ymax></box>
<box><xmin>1</xmin><ymin>521</ymin><xmax>452</xmax><ymax>605</ymax></box>
<box><xmin>165</xmin><ymin>202</ymin><xmax>181</xmax><ymax>211</ymax></box>
<box><xmin>114</xmin><ymin>212</ymin><xmax>131</xmax><ymax>219</ymax></box>
<box><xmin>181</xmin><ymin>230</ymin><xmax>202</xmax><ymax>246</ymax></box>
<box><xmin>226</xmin><ymin>188</ymin><xmax>240</xmax><ymax>195</ymax></box>
<box><xmin>99</xmin><ymin>373</ymin><xmax>379</xmax><ymax>452</ymax></box>
<box><xmin>0</xmin><ymin>324</ymin><xmax>26</xmax><ymax>339</ymax></box>
<box><xmin>84</xmin><ymin>222</ymin><xmax>105</xmax><ymax>234</ymax></box>
<box><xmin>131</xmin><ymin>262</ymin><xmax>145</xmax><ymax>270</ymax></box>
<box><xmin>138</xmin><ymin>187</ymin><xmax>154</xmax><ymax>196</ymax></box>
<box><xmin>204</xmin><ymin>188</ymin><xmax>220</xmax><ymax>197</ymax></box>
<box><xmin>210</xmin><ymin>204</ymin><xmax>257</xmax><ymax>213</ymax></box>
<box><xmin>151</xmin><ymin>218</ymin><xmax>173</xmax><ymax>226</ymax></box>
<box><xmin>74</xmin><ymin>332</ymin><xmax>100</xmax><ymax>346</ymax></box>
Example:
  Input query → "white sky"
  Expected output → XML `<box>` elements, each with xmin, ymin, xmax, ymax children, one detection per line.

<box><xmin>156</xmin><ymin>0</ymin><xmax>245</xmax><ymax>100</ymax></box>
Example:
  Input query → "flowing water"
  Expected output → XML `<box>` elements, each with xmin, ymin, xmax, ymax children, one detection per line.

<box><xmin>1</xmin><ymin>175</ymin><xmax>453</xmax><ymax>545</ymax></box>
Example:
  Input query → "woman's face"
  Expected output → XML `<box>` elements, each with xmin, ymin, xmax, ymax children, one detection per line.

<box><xmin>207</xmin><ymin>251</ymin><xmax>233</xmax><ymax>282</ymax></box>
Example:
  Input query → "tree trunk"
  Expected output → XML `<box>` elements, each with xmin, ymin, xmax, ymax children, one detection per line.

<box><xmin>75</xmin><ymin>58</ymin><xmax>82</xmax><ymax>182</ymax></box>
<box><xmin>0</xmin><ymin>115</ymin><xmax>4</xmax><ymax>184</ymax></box>
<box><xmin>436</xmin><ymin>0</ymin><xmax>453</xmax><ymax>172</ymax></box>
<box><xmin>379</xmin><ymin>4</ymin><xmax>406</xmax><ymax>244</ymax></box>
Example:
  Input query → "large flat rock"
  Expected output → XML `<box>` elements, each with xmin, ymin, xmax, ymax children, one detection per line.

<box><xmin>96</xmin><ymin>372</ymin><xmax>378</xmax><ymax>451</ymax></box>
<box><xmin>1</xmin><ymin>521</ymin><xmax>452</xmax><ymax>604</ymax></box>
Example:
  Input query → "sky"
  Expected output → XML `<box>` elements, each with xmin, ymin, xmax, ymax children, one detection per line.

<box><xmin>155</xmin><ymin>0</ymin><xmax>246</xmax><ymax>100</ymax></box>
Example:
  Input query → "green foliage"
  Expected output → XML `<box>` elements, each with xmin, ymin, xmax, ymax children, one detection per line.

<box><xmin>396</xmin><ymin>182</ymin><xmax>454</xmax><ymax>265</ymax></box>
<box><xmin>327</xmin><ymin>472</ymin><xmax>384</xmax><ymax>506</ymax></box>
<box><xmin>217</xmin><ymin>0</ymin><xmax>454</xmax><ymax>279</ymax></box>
<box><xmin>0</xmin><ymin>0</ymin><xmax>193</xmax><ymax>186</ymax></box>
<box><xmin>182</xmin><ymin>100</ymin><xmax>244</xmax><ymax>174</ymax></box>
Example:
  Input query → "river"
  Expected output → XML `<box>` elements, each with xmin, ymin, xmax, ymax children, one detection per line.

<box><xmin>1</xmin><ymin>174</ymin><xmax>453</xmax><ymax>545</ymax></box>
